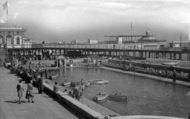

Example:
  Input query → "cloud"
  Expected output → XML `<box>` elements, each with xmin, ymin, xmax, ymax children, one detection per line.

<box><xmin>13</xmin><ymin>12</ymin><xmax>19</xmax><ymax>19</ymax></box>
<box><xmin>7</xmin><ymin>0</ymin><xmax>190</xmax><ymax>36</ymax></box>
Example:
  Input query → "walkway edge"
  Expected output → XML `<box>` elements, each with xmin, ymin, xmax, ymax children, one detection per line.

<box><xmin>43</xmin><ymin>82</ymin><xmax>105</xmax><ymax>119</ymax></box>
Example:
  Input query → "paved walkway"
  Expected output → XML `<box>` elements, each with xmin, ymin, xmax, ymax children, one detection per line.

<box><xmin>0</xmin><ymin>67</ymin><xmax>78</xmax><ymax>119</ymax></box>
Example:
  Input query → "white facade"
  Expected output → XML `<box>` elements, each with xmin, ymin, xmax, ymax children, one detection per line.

<box><xmin>88</xmin><ymin>39</ymin><xmax>98</xmax><ymax>44</ymax></box>
<box><xmin>117</xmin><ymin>37</ymin><xmax>123</xmax><ymax>44</ymax></box>
<box><xmin>22</xmin><ymin>38</ymin><xmax>32</xmax><ymax>48</ymax></box>
<box><xmin>0</xmin><ymin>26</ymin><xmax>29</xmax><ymax>48</ymax></box>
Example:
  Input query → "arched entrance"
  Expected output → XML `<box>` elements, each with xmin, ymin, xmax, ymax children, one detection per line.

<box><xmin>0</xmin><ymin>35</ymin><xmax>3</xmax><ymax>48</ymax></box>
<box><xmin>14</xmin><ymin>35</ymin><xmax>22</xmax><ymax>45</ymax></box>
<box><xmin>6</xmin><ymin>34</ymin><xmax>13</xmax><ymax>48</ymax></box>
<box><xmin>56</xmin><ymin>56</ymin><xmax>66</xmax><ymax>67</ymax></box>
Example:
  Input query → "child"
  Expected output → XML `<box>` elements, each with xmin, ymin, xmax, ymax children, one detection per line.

<box><xmin>17</xmin><ymin>80</ymin><xmax>24</xmax><ymax>104</ymax></box>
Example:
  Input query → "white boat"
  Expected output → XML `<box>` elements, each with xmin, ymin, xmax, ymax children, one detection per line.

<box><xmin>94</xmin><ymin>92</ymin><xmax>108</xmax><ymax>102</ymax></box>
<box><xmin>90</xmin><ymin>79</ymin><xmax>109</xmax><ymax>85</ymax></box>
<box><xmin>83</xmin><ymin>81</ymin><xmax>91</xmax><ymax>87</ymax></box>
<box><xmin>61</xmin><ymin>82</ymin><xmax>71</xmax><ymax>86</ymax></box>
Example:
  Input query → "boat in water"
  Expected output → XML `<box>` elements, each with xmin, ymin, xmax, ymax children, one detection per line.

<box><xmin>109</xmin><ymin>92</ymin><xmax>128</xmax><ymax>102</ymax></box>
<box><xmin>48</xmin><ymin>75</ymin><xmax>58</xmax><ymax>80</ymax></box>
<box><xmin>61</xmin><ymin>82</ymin><xmax>71</xmax><ymax>86</ymax></box>
<box><xmin>90</xmin><ymin>79</ymin><xmax>109</xmax><ymax>85</ymax></box>
<box><xmin>93</xmin><ymin>92</ymin><xmax>109</xmax><ymax>102</ymax></box>
<box><xmin>83</xmin><ymin>81</ymin><xmax>91</xmax><ymax>87</ymax></box>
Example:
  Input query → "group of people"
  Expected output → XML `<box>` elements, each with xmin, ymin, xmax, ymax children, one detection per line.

<box><xmin>16</xmin><ymin>80</ymin><xmax>34</xmax><ymax>104</ymax></box>
<box><xmin>16</xmin><ymin>73</ymin><xmax>44</xmax><ymax>104</ymax></box>
<box><xmin>69</xmin><ymin>80</ymin><xmax>84</xmax><ymax>100</ymax></box>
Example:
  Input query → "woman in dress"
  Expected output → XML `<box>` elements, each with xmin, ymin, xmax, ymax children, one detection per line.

<box><xmin>26</xmin><ymin>81</ymin><xmax>34</xmax><ymax>103</ymax></box>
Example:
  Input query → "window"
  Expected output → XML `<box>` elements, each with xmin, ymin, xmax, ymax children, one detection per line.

<box><xmin>0</xmin><ymin>36</ymin><xmax>3</xmax><ymax>44</ymax></box>
<box><xmin>16</xmin><ymin>37</ymin><xmax>20</xmax><ymax>44</ymax></box>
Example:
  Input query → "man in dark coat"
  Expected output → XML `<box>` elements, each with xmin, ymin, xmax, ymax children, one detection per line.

<box><xmin>38</xmin><ymin>77</ymin><xmax>44</xmax><ymax>94</ymax></box>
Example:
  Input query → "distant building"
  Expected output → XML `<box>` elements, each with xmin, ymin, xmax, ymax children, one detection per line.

<box><xmin>21</xmin><ymin>37</ymin><xmax>32</xmax><ymax>48</ymax></box>
<box><xmin>70</xmin><ymin>40</ymin><xmax>87</xmax><ymax>44</ymax></box>
<box><xmin>172</xmin><ymin>41</ymin><xmax>190</xmax><ymax>48</ymax></box>
<box><xmin>71</xmin><ymin>40</ymin><xmax>77</xmax><ymax>44</ymax></box>
<box><xmin>0</xmin><ymin>26</ymin><xmax>32</xmax><ymax>48</ymax></box>
<box><xmin>88</xmin><ymin>39</ymin><xmax>98</xmax><ymax>44</ymax></box>
<box><xmin>117</xmin><ymin>37</ymin><xmax>123</xmax><ymax>44</ymax></box>
<box><xmin>101</xmin><ymin>32</ymin><xmax>166</xmax><ymax>50</ymax></box>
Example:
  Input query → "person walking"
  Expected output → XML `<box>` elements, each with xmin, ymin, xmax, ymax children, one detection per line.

<box><xmin>17</xmin><ymin>80</ymin><xmax>24</xmax><ymax>104</ymax></box>
<box><xmin>26</xmin><ymin>81</ymin><xmax>34</xmax><ymax>103</ymax></box>
<box><xmin>38</xmin><ymin>77</ymin><xmax>44</xmax><ymax>94</ymax></box>
<box><xmin>53</xmin><ymin>82</ymin><xmax>59</xmax><ymax>99</ymax></box>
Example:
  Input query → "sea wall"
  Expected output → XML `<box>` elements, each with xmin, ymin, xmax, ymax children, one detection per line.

<box><xmin>43</xmin><ymin>82</ymin><xmax>104</xmax><ymax>119</ymax></box>
<box><xmin>101</xmin><ymin>66</ymin><xmax>190</xmax><ymax>88</ymax></box>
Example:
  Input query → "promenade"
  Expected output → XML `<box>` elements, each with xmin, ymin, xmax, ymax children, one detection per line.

<box><xmin>0</xmin><ymin>67</ymin><xmax>78</xmax><ymax>119</ymax></box>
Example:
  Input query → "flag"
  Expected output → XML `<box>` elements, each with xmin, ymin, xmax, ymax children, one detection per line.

<box><xmin>0</xmin><ymin>0</ymin><xmax>8</xmax><ymax>23</ymax></box>
<box><xmin>3</xmin><ymin>1</ymin><xmax>8</xmax><ymax>15</ymax></box>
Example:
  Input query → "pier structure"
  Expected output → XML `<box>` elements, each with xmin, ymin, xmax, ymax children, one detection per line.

<box><xmin>7</xmin><ymin>45</ymin><xmax>189</xmax><ymax>61</ymax></box>
<box><xmin>1</xmin><ymin>26</ymin><xmax>188</xmax><ymax>61</ymax></box>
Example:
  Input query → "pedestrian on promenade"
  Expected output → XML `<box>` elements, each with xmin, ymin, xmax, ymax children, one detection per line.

<box><xmin>26</xmin><ymin>81</ymin><xmax>34</xmax><ymax>103</ymax></box>
<box><xmin>53</xmin><ymin>82</ymin><xmax>59</xmax><ymax>99</ymax></box>
<box><xmin>38</xmin><ymin>77</ymin><xmax>44</xmax><ymax>94</ymax></box>
<box><xmin>173</xmin><ymin>69</ymin><xmax>177</xmax><ymax>83</ymax></box>
<box><xmin>17</xmin><ymin>80</ymin><xmax>24</xmax><ymax>104</ymax></box>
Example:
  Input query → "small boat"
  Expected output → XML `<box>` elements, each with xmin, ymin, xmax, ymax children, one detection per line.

<box><xmin>109</xmin><ymin>92</ymin><xmax>128</xmax><ymax>102</ymax></box>
<box><xmin>94</xmin><ymin>92</ymin><xmax>108</xmax><ymax>102</ymax></box>
<box><xmin>83</xmin><ymin>81</ymin><xmax>91</xmax><ymax>87</ymax></box>
<box><xmin>61</xmin><ymin>82</ymin><xmax>71</xmax><ymax>86</ymax></box>
<box><xmin>95</xmin><ymin>80</ymin><xmax>109</xmax><ymax>85</ymax></box>
<box><xmin>49</xmin><ymin>75</ymin><xmax>58</xmax><ymax>80</ymax></box>
<box><xmin>90</xmin><ymin>79</ymin><xmax>109</xmax><ymax>85</ymax></box>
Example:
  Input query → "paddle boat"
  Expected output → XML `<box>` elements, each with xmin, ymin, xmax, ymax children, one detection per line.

<box><xmin>49</xmin><ymin>75</ymin><xmax>58</xmax><ymax>80</ymax></box>
<box><xmin>109</xmin><ymin>92</ymin><xmax>128</xmax><ymax>102</ymax></box>
<box><xmin>94</xmin><ymin>92</ymin><xmax>109</xmax><ymax>102</ymax></box>
<box><xmin>83</xmin><ymin>81</ymin><xmax>91</xmax><ymax>87</ymax></box>
<box><xmin>61</xmin><ymin>81</ymin><xmax>71</xmax><ymax>86</ymax></box>
<box><xmin>90</xmin><ymin>79</ymin><xmax>109</xmax><ymax>85</ymax></box>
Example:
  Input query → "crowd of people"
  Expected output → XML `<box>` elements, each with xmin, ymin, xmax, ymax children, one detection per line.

<box><xmin>68</xmin><ymin>80</ymin><xmax>85</xmax><ymax>100</ymax></box>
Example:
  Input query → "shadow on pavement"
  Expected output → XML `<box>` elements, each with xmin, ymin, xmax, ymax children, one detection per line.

<box><xmin>5</xmin><ymin>100</ymin><xmax>26</xmax><ymax>104</ymax></box>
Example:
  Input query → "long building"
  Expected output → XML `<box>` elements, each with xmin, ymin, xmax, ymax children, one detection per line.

<box><xmin>1</xmin><ymin>26</ymin><xmax>190</xmax><ymax>61</ymax></box>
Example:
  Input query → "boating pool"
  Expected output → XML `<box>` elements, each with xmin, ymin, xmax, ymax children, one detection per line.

<box><xmin>54</xmin><ymin>67</ymin><xmax>190</xmax><ymax>118</ymax></box>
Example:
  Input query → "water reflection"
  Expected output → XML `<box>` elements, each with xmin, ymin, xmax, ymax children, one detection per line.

<box><xmin>55</xmin><ymin>67</ymin><xmax>190</xmax><ymax>117</ymax></box>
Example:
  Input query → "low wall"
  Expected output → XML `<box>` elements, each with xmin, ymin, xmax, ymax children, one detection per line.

<box><xmin>43</xmin><ymin>82</ymin><xmax>104</xmax><ymax>119</ymax></box>
<box><xmin>101</xmin><ymin>66</ymin><xmax>190</xmax><ymax>87</ymax></box>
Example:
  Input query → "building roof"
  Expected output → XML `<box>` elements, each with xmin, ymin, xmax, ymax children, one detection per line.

<box><xmin>0</xmin><ymin>26</ymin><xmax>26</xmax><ymax>32</ymax></box>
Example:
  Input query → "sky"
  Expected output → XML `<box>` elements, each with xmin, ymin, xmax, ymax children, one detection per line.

<box><xmin>1</xmin><ymin>0</ymin><xmax>190</xmax><ymax>42</ymax></box>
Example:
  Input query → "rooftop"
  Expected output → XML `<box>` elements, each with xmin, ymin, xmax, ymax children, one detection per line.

<box><xmin>0</xmin><ymin>26</ymin><xmax>26</xmax><ymax>32</ymax></box>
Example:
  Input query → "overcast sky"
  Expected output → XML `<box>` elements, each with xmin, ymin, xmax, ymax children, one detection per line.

<box><xmin>2</xmin><ymin>0</ymin><xmax>190</xmax><ymax>42</ymax></box>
